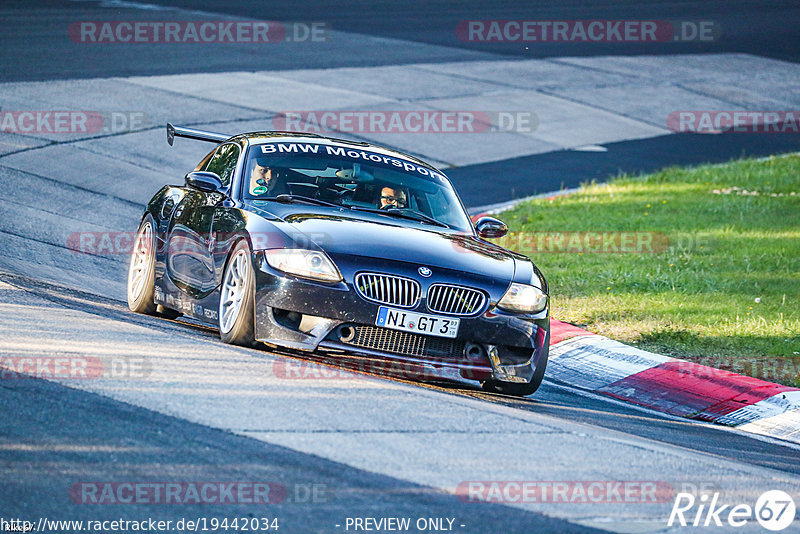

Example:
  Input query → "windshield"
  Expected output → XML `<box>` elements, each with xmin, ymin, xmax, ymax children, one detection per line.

<box><xmin>241</xmin><ymin>142</ymin><xmax>473</xmax><ymax>232</ymax></box>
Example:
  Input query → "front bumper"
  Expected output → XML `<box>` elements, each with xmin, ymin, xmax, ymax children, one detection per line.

<box><xmin>252</xmin><ymin>255</ymin><xmax>549</xmax><ymax>384</ymax></box>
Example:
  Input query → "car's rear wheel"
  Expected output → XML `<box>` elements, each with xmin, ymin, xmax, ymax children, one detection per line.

<box><xmin>219</xmin><ymin>241</ymin><xmax>256</xmax><ymax>346</ymax></box>
<box><xmin>127</xmin><ymin>216</ymin><xmax>157</xmax><ymax>314</ymax></box>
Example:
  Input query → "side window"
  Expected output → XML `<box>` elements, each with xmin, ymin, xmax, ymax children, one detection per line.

<box><xmin>204</xmin><ymin>143</ymin><xmax>240</xmax><ymax>186</ymax></box>
<box><xmin>193</xmin><ymin>149</ymin><xmax>215</xmax><ymax>171</ymax></box>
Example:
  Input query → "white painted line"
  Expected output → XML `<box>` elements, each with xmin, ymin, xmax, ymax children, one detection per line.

<box><xmin>469</xmin><ymin>152</ymin><xmax>800</xmax><ymax>213</ymax></box>
<box><xmin>469</xmin><ymin>187</ymin><xmax>580</xmax><ymax>214</ymax></box>
<box><xmin>571</xmin><ymin>145</ymin><xmax>608</xmax><ymax>152</ymax></box>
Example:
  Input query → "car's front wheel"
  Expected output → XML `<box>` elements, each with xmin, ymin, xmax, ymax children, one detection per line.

<box><xmin>481</xmin><ymin>354</ymin><xmax>548</xmax><ymax>397</ymax></box>
<box><xmin>219</xmin><ymin>241</ymin><xmax>256</xmax><ymax>346</ymax></box>
<box><xmin>127</xmin><ymin>216</ymin><xmax>157</xmax><ymax>314</ymax></box>
<box><xmin>481</xmin><ymin>379</ymin><xmax>540</xmax><ymax>397</ymax></box>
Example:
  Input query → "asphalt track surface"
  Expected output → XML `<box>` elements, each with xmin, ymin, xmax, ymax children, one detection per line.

<box><xmin>456</xmin><ymin>132</ymin><xmax>800</xmax><ymax>208</ymax></box>
<box><xmin>3</xmin><ymin>273</ymin><xmax>800</xmax><ymax>533</ymax></box>
<box><xmin>4</xmin><ymin>0</ymin><xmax>799</xmax><ymax>82</ymax></box>
<box><xmin>152</xmin><ymin>0</ymin><xmax>800</xmax><ymax>63</ymax></box>
<box><xmin>1</xmin><ymin>1</ymin><xmax>799</xmax><ymax>532</ymax></box>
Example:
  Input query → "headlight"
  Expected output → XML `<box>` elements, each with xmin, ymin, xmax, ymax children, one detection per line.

<box><xmin>261</xmin><ymin>249</ymin><xmax>342</xmax><ymax>282</ymax></box>
<box><xmin>497</xmin><ymin>282</ymin><xmax>548</xmax><ymax>314</ymax></box>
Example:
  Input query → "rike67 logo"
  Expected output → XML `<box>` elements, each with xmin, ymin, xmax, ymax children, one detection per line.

<box><xmin>668</xmin><ymin>490</ymin><xmax>796</xmax><ymax>531</ymax></box>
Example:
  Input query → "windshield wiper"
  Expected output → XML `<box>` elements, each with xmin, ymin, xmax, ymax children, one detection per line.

<box><xmin>266</xmin><ymin>194</ymin><xmax>341</xmax><ymax>209</ymax></box>
<box><xmin>349</xmin><ymin>206</ymin><xmax>450</xmax><ymax>229</ymax></box>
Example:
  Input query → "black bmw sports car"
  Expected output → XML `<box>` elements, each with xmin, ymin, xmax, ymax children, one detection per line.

<box><xmin>127</xmin><ymin>124</ymin><xmax>550</xmax><ymax>396</ymax></box>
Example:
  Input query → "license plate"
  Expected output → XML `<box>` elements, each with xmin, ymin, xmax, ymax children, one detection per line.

<box><xmin>375</xmin><ymin>306</ymin><xmax>460</xmax><ymax>339</ymax></box>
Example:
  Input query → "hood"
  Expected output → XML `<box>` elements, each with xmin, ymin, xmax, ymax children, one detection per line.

<box><xmin>245</xmin><ymin>203</ymin><xmax>521</xmax><ymax>282</ymax></box>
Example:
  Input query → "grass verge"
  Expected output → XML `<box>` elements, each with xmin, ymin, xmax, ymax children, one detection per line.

<box><xmin>497</xmin><ymin>154</ymin><xmax>800</xmax><ymax>386</ymax></box>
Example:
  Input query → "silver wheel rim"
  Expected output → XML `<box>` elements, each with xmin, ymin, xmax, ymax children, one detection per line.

<box><xmin>220</xmin><ymin>249</ymin><xmax>249</xmax><ymax>333</ymax></box>
<box><xmin>128</xmin><ymin>221</ymin><xmax>153</xmax><ymax>302</ymax></box>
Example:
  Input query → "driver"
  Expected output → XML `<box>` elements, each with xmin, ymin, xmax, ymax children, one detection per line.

<box><xmin>249</xmin><ymin>159</ymin><xmax>287</xmax><ymax>196</ymax></box>
<box><xmin>379</xmin><ymin>186</ymin><xmax>407</xmax><ymax>209</ymax></box>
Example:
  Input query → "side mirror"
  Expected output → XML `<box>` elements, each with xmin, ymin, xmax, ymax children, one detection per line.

<box><xmin>475</xmin><ymin>216</ymin><xmax>508</xmax><ymax>238</ymax></box>
<box><xmin>185</xmin><ymin>171</ymin><xmax>224</xmax><ymax>193</ymax></box>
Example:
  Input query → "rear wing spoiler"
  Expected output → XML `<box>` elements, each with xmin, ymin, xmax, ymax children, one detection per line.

<box><xmin>167</xmin><ymin>123</ymin><xmax>230</xmax><ymax>146</ymax></box>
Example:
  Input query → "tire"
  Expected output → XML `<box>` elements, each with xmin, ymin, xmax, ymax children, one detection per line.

<box><xmin>218</xmin><ymin>240</ymin><xmax>256</xmax><ymax>346</ymax></box>
<box><xmin>481</xmin><ymin>353</ymin><xmax>548</xmax><ymax>397</ymax></box>
<box><xmin>156</xmin><ymin>304</ymin><xmax>182</xmax><ymax>320</ymax></box>
<box><xmin>127</xmin><ymin>216</ymin><xmax>158</xmax><ymax>315</ymax></box>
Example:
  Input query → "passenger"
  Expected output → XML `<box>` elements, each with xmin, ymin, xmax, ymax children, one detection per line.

<box><xmin>379</xmin><ymin>186</ymin><xmax>407</xmax><ymax>209</ymax></box>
